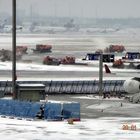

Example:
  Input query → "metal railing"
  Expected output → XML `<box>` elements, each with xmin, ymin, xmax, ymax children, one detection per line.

<box><xmin>0</xmin><ymin>80</ymin><xmax>125</xmax><ymax>95</ymax></box>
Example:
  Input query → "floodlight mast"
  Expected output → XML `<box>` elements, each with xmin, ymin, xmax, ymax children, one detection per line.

<box><xmin>12</xmin><ymin>0</ymin><xmax>17</xmax><ymax>99</ymax></box>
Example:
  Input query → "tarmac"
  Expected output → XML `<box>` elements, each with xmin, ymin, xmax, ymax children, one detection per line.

<box><xmin>48</xmin><ymin>94</ymin><xmax>140</xmax><ymax>119</ymax></box>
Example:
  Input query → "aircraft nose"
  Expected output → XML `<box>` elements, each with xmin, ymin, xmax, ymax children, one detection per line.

<box><xmin>123</xmin><ymin>80</ymin><xmax>140</xmax><ymax>94</ymax></box>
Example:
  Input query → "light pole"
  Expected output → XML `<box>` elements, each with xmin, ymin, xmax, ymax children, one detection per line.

<box><xmin>99</xmin><ymin>53</ymin><xmax>103</xmax><ymax>97</ymax></box>
<box><xmin>12</xmin><ymin>0</ymin><xmax>17</xmax><ymax>99</ymax></box>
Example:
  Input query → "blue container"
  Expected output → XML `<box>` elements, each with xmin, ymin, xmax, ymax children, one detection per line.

<box><xmin>44</xmin><ymin>102</ymin><xmax>62</xmax><ymax>120</ymax></box>
<box><xmin>62</xmin><ymin>102</ymin><xmax>80</xmax><ymax>121</ymax></box>
<box><xmin>0</xmin><ymin>99</ymin><xmax>80</xmax><ymax>121</ymax></box>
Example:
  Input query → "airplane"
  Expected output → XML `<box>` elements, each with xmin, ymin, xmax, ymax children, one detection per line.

<box><xmin>0</xmin><ymin>19</ymin><xmax>23</xmax><ymax>33</ymax></box>
<box><xmin>0</xmin><ymin>19</ymin><xmax>7</xmax><ymax>33</ymax></box>
<box><xmin>64</xmin><ymin>19</ymin><xmax>79</xmax><ymax>32</ymax></box>
<box><xmin>123</xmin><ymin>77</ymin><xmax>140</xmax><ymax>94</ymax></box>
<box><xmin>104</xmin><ymin>64</ymin><xmax>140</xmax><ymax>102</ymax></box>
<box><xmin>26</xmin><ymin>25</ymin><xmax>66</xmax><ymax>34</ymax></box>
<box><xmin>123</xmin><ymin>77</ymin><xmax>140</xmax><ymax>103</ymax></box>
<box><xmin>86</xmin><ymin>27</ymin><xmax>120</xmax><ymax>34</ymax></box>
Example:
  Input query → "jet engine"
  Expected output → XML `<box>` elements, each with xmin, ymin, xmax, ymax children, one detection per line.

<box><xmin>123</xmin><ymin>77</ymin><xmax>140</xmax><ymax>94</ymax></box>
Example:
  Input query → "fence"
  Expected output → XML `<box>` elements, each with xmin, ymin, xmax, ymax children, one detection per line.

<box><xmin>0</xmin><ymin>80</ymin><xmax>125</xmax><ymax>95</ymax></box>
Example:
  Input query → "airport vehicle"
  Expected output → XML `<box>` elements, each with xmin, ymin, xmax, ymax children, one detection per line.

<box><xmin>104</xmin><ymin>64</ymin><xmax>140</xmax><ymax>103</ymax></box>
<box><xmin>43</xmin><ymin>56</ymin><xmax>75</xmax><ymax>65</ymax></box>
<box><xmin>32</xmin><ymin>44</ymin><xmax>52</xmax><ymax>53</ymax></box>
<box><xmin>104</xmin><ymin>45</ymin><xmax>125</xmax><ymax>53</ymax></box>
<box><xmin>0</xmin><ymin>47</ymin><xmax>28</xmax><ymax>62</ymax></box>
<box><xmin>60</xmin><ymin>56</ymin><xmax>75</xmax><ymax>64</ymax></box>
<box><xmin>122</xmin><ymin>52</ymin><xmax>140</xmax><ymax>69</ymax></box>
<box><xmin>82</xmin><ymin>53</ymin><xmax>115</xmax><ymax>63</ymax></box>
<box><xmin>111</xmin><ymin>52</ymin><xmax>140</xmax><ymax>69</ymax></box>
<box><xmin>112</xmin><ymin>59</ymin><xmax>124</xmax><ymax>68</ymax></box>
<box><xmin>0</xmin><ymin>49</ymin><xmax>22</xmax><ymax>61</ymax></box>
<box><xmin>43</xmin><ymin>56</ymin><xmax>60</xmax><ymax>65</ymax></box>
<box><xmin>79</xmin><ymin>53</ymin><xmax>124</xmax><ymax>66</ymax></box>
<box><xmin>81</xmin><ymin>53</ymin><xmax>115</xmax><ymax>66</ymax></box>
<box><xmin>123</xmin><ymin>52</ymin><xmax>140</xmax><ymax>60</ymax></box>
<box><xmin>16</xmin><ymin>46</ymin><xmax>28</xmax><ymax>54</ymax></box>
<box><xmin>94</xmin><ymin>45</ymin><xmax>125</xmax><ymax>56</ymax></box>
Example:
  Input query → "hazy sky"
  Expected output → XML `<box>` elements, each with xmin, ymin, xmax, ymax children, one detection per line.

<box><xmin>0</xmin><ymin>0</ymin><xmax>140</xmax><ymax>18</ymax></box>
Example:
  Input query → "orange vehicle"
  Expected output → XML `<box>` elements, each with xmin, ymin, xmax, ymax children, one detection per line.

<box><xmin>60</xmin><ymin>56</ymin><xmax>75</xmax><ymax>64</ymax></box>
<box><xmin>43</xmin><ymin>56</ymin><xmax>75</xmax><ymax>65</ymax></box>
<box><xmin>16</xmin><ymin>46</ymin><xmax>28</xmax><ymax>54</ymax></box>
<box><xmin>0</xmin><ymin>49</ymin><xmax>22</xmax><ymax>61</ymax></box>
<box><xmin>43</xmin><ymin>56</ymin><xmax>60</xmax><ymax>65</ymax></box>
<box><xmin>112</xmin><ymin>59</ymin><xmax>124</xmax><ymax>68</ymax></box>
<box><xmin>33</xmin><ymin>44</ymin><xmax>52</xmax><ymax>53</ymax></box>
<box><xmin>104</xmin><ymin>45</ymin><xmax>125</xmax><ymax>53</ymax></box>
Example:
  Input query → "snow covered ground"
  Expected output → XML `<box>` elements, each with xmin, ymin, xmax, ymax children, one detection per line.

<box><xmin>0</xmin><ymin>95</ymin><xmax>139</xmax><ymax>140</ymax></box>
<box><xmin>0</xmin><ymin>61</ymin><xmax>140</xmax><ymax>72</ymax></box>
<box><xmin>0</xmin><ymin>61</ymin><xmax>137</xmax><ymax>81</ymax></box>
<box><xmin>0</xmin><ymin>30</ymin><xmax>140</xmax><ymax>139</ymax></box>
<box><xmin>0</xmin><ymin>117</ymin><xmax>140</xmax><ymax>140</ymax></box>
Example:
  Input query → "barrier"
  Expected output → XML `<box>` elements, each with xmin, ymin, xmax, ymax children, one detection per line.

<box><xmin>0</xmin><ymin>99</ymin><xmax>41</xmax><ymax>118</ymax></box>
<box><xmin>0</xmin><ymin>99</ymin><xmax>80</xmax><ymax>121</ymax></box>
<box><xmin>44</xmin><ymin>102</ymin><xmax>62</xmax><ymax>120</ymax></box>
<box><xmin>62</xmin><ymin>102</ymin><xmax>80</xmax><ymax>121</ymax></box>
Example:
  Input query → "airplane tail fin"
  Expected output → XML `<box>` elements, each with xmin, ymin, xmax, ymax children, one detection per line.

<box><xmin>104</xmin><ymin>64</ymin><xmax>111</xmax><ymax>73</ymax></box>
